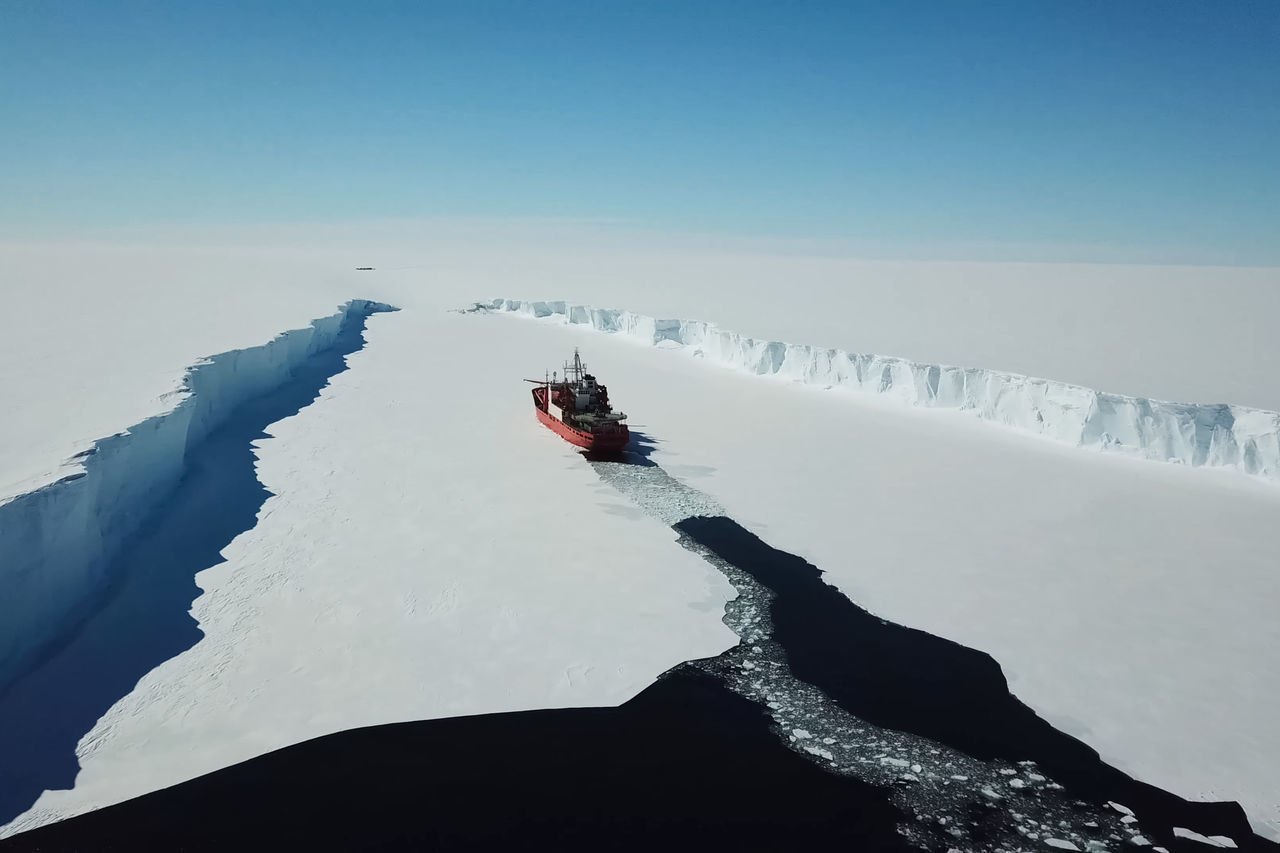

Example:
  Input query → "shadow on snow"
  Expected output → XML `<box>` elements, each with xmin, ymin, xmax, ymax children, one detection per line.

<box><xmin>1</xmin><ymin>669</ymin><xmax>912</xmax><ymax>852</ymax></box>
<box><xmin>580</xmin><ymin>427</ymin><xmax>660</xmax><ymax>467</ymax></box>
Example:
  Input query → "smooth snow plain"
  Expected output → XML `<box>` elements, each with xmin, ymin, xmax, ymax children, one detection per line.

<box><xmin>2</xmin><ymin>230</ymin><xmax>1279</xmax><ymax>840</ymax></box>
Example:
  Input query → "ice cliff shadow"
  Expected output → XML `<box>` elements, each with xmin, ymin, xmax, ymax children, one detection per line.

<box><xmin>674</xmin><ymin>515</ymin><xmax>1267</xmax><ymax>851</ymax></box>
<box><xmin>0</xmin><ymin>314</ymin><xmax>379</xmax><ymax>829</ymax></box>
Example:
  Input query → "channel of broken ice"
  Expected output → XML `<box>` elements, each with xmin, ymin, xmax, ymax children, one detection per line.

<box><xmin>588</xmin><ymin>456</ymin><xmax>1173</xmax><ymax>852</ymax></box>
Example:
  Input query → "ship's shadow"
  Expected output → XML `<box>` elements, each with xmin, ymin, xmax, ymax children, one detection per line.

<box><xmin>0</xmin><ymin>315</ymin><xmax>380</xmax><ymax>829</ymax></box>
<box><xmin>580</xmin><ymin>428</ymin><xmax>660</xmax><ymax>467</ymax></box>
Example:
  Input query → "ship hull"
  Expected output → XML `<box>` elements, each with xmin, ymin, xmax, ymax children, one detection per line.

<box><xmin>535</xmin><ymin>406</ymin><xmax>630</xmax><ymax>450</ymax></box>
<box><xmin>531</xmin><ymin>386</ymin><xmax>629</xmax><ymax>451</ymax></box>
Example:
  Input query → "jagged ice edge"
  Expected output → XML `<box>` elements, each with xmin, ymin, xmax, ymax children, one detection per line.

<box><xmin>0</xmin><ymin>299</ymin><xmax>398</xmax><ymax>693</ymax></box>
<box><xmin>482</xmin><ymin>298</ymin><xmax>1280</xmax><ymax>486</ymax></box>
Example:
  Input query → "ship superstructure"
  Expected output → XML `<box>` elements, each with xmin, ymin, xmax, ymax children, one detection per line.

<box><xmin>527</xmin><ymin>350</ymin><xmax>630</xmax><ymax>451</ymax></box>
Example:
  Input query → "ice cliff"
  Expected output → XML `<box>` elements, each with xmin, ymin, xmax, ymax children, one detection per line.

<box><xmin>483</xmin><ymin>298</ymin><xmax>1280</xmax><ymax>485</ymax></box>
<box><xmin>0</xmin><ymin>299</ymin><xmax>396</xmax><ymax>693</ymax></box>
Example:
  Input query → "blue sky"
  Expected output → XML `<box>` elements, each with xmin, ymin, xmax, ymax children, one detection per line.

<box><xmin>1</xmin><ymin>0</ymin><xmax>1276</xmax><ymax>263</ymax></box>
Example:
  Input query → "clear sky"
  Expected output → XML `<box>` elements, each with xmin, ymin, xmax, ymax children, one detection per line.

<box><xmin>1</xmin><ymin>0</ymin><xmax>1276</xmax><ymax>264</ymax></box>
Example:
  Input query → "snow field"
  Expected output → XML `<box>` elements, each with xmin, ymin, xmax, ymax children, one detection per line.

<box><xmin>2</xmin><ymin>304</ymin><xmax>737</xmax><ymax>835</ymax></box>
<box><xmin>0</xmin><ymin>242</ymin><xmax>388</xmax><ymax>498</ymax></box>
<box><xmin>504</xmin><ymin>314</ymin><xmax>1280</xmax><ymax>841</ymax></box>
<box><xmin>3</xmin><ymin>233</ymin><xmax>1279</xmax><ymax>842</ymax></box>
<box><xmin>487</xmin><ymin>299</ymin><xmax>1280</xmax><ymax>485</ymax></box>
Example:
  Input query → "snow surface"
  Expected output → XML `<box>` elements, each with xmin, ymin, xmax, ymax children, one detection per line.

<box><xmin>0</xmin><ymin>243</ymin><xmax>368</xmax><ymax>499</ymax></box>
<box><xmin>6</xmin><ymin>229</ymin><xmax>1279</xmax><ymax>493</ymax></box>
<box><xmin>2</xmin><ymin>286</ymin><xmax>736</xmax><ymax>835</ymax></box>
<box><xmin>485</xmin><ymin>299</ymin><xmax>1280</xmax><ymax>484</ymax></box>
<box><xmin>488</xmin><ymin>308</ymin><xmax>1280</xmax><ymax>841</ymax></box>
<box><xmin>2</xmin><ymin>230</ymin><xmax>1279</xmax><ymax>840</ymax></box>
<box><xmin>0</xmin><ymin>297</ymin><xmax>393</xmax><ymax>691</ymax></box>
<box><xmin>228</xmin><ymin>221</ymin><xmax>1280</xmax><ymax>411</ymax></box>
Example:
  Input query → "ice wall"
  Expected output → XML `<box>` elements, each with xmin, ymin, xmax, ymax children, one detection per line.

<box><xmin>484</xmin><ymin>299</ymin><xmax>1280</xmax><ymax>485</ymax></box>
<box><xmin>0</xmin><ymin>299</ymin><xmax>396</xmax><ymax>693</ymax></box>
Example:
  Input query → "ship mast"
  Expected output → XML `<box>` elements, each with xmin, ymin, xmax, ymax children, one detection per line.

<box><xmin>563</xmin><ymin>348</ymin><xmax>587</xmax><ymax>387</ymax></box>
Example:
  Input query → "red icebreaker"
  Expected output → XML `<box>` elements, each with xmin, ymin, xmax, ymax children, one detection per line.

<box><xmin>527</xmin><ymin>349</ymin><xmax>630</xmax><ymax>452</ymax></box>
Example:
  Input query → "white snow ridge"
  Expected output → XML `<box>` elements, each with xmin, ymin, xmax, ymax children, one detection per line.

<box><xmin>482</xmin><ymin>298</ymin><xmax>1280</xmax><ymax>485</ymax></box>
<box><xmin>0</xmin><ymin>299</ymin><xmax>397</xmax><ymax>693</ymax></box>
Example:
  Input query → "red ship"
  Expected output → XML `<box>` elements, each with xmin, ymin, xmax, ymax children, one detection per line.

<box><xmin>527</xmin><ymin>349</ymin><xmax>630</xmax><ymax>451</ymax></box>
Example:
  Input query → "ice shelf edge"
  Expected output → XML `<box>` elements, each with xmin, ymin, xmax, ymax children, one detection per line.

<box><xmin>480</xmin><ymin>298</ymin><xmax>1280</xmax><ymax>486</ymax></box>
<box><xmin>0</xmin><ymin>299</ymin><xmax>398</xmax><ymax>694</ymax></box>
